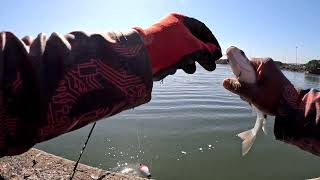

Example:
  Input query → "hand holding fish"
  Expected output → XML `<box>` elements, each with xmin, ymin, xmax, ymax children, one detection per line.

<box><xmin>224</xmin><ymin>50</ymin><xmax>320</xmax><ymax>158</ymax></box>
<box><xmin>223</xmin><ymin>47</ymin><xmax>301</xmax><ymax>155</ymax></box>
<box><xmin>223</xmin><ymin>57</ymin><xmax>296</xmax><ymax>116</ymax></box>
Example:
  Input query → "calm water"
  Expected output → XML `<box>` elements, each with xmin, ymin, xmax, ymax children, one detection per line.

<box><xmin>37</xmin><ymin>65</ymin><xmax>320</xmax><ymax>180</ymax></box>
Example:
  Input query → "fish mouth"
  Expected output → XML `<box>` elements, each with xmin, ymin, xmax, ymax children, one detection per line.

<box><xmin>226</xmin><ymin>46</ymin><xmax>237</xmax><ymax>57</ymax></box>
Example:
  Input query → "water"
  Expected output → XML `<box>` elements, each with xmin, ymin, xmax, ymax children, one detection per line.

<box><xmin>36</xmin><ymin>65</ymin><xmax>320</xmax><ymax>180</ymax></box>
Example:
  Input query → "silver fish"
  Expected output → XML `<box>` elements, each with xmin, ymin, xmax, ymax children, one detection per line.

<box><xmin>226</xmin><ymin>46</ymin><xmax>267</xmax><ymax>156</ymax></box>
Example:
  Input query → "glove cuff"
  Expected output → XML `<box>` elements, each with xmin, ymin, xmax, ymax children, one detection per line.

<box><xmin>133</xmin><ymin>17</ymin><xmax>190</xmax><ymax>76</ymax></box>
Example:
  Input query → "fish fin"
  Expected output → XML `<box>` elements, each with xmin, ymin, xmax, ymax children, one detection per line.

<box><xmin>262</xmin><ymin>118</ymin><xmax>267</xmax><ymax>135</ymax></box>
<box><xmin>237</xmin><ymin>129</ymin><xmax>252</xmax><ymax>141</ymax></box>
<box><xmin>237</xmin><ymin>129</ymin><xmax>256</xmax><ymax>156</ymax></box>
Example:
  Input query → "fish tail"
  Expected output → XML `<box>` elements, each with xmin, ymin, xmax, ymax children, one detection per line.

<box><xmin>237</xmin><ymin>129</ymin><xmax>256</xmax><ymax>156</ymax></box>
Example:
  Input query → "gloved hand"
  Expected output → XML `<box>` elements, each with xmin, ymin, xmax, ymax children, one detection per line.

<box><xmin>223</xmin><ymin>58</ymin><xmax>299</xmax><ymax>115</ymax></box>
<box><xmin>134</xmin><ymin>13</ymin><xmax>222</xmax><ymax>81</ymax></box>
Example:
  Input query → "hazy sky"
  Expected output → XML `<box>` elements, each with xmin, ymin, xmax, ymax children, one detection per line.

<box><xmin>1</xmin><ymin>0</ymin><xmax>319</xmax><ymax>63</ymax></box>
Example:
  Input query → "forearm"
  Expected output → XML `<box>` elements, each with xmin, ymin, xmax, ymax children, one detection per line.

<box><xmin>275</xmin><ymin>88</ymin><xmax>320</xmax><ymax>156</ymax></box>
<box><xmin>0</xmin><ymin>30</ymin><xmax>153</xmax><ymax>156</ymax></box>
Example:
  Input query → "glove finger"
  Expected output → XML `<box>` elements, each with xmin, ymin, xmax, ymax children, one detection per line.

<box><xmin>183</xmin><ymin>17</ymin><xmax>221</xmax><ymax>48</ymax></box>
<box><xmin>183</xmin><ymin>17</ymin><xmax>222</xmax><ymax>62</ymax></box>
<box><xmin>196</xmin><ymin>50</ymin><xmax>216</xmax><ymax>71</ymax></box>
<box><xmin>183</xmin><ymin>17</ymin><xmax>222</xmax><ymax>64</ymax></box>
<box><xmin>153</xmin><ymin>68</ymin><xmax>177</xmax><ymax>81</ymax></box>
<box><xmin>183</xmin><ymin>50</ymin><xmax>216</xmax><ymax>71</ymax></box>
<box><xmin>176</xmin><ymin>56</ymin><xmax>197</xmax><ymax>74</ymax></box>
<box><xmin>182</xmin><ymin>61</ymin><xmax>196</xmax><ymax>74</ymax></box>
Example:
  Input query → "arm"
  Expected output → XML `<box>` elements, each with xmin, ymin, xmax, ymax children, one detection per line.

<box><xmin>0</xmin><ymin>30</ymin><xmax>153</xmax><ymax>156</ymax></box>
<box><xmin>275</xmin><ymin>88</ymin><xmax>320</xmax><ymax>156</ymax></box>
<box><xmin>0</xmin><ymin>13</ymin><xmax>222</xmax><ymax>156</ymax></box>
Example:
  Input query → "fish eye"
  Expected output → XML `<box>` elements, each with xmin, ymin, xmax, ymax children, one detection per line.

<box><xmin>240</xmin><ymin>50</ymin><xmax>245</xmax><ymax>56</ymax></box>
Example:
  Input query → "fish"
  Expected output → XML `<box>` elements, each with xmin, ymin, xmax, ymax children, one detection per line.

<box><xmin>139</xmin><ymin>163</ymin><xmax>151</xmax><ymax>178</ymax></box>
<box><xmin>226</xmin><ymin>46</ymin><xmax>268</xmax><ymax>156</ymax></box>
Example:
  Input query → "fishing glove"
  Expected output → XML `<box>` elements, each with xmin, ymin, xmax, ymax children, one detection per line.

<box><xmin>134</xmin><ymin>13</ymin><xmax>222</xmax><ymax>81</ymax></box>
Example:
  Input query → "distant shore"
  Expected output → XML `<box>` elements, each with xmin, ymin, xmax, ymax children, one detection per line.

<box><xmin>273</xmin><ymin>61</ymin><xmax>305</xmax><ymax>72</ymax></box>
<box><xmin>216</xmin><ymin>59</ymin><xmax>318</xmax><ymax>74</ymax></box>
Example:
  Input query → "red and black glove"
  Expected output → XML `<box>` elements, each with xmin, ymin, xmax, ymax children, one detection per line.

<box><xmin>134</xmin><ymin>13</ymin><xmax>222</xmax><ymax>80</ymax></box>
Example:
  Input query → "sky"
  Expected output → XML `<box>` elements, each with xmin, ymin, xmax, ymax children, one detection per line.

<box><xmin>1</xmin><ymin>0</ymin><xmax>319</xmax><ymax>63</ymax></box>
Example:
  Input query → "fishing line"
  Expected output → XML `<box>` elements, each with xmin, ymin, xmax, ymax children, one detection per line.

<box><xmin>70</xmin><ymin>122</ymin><xmax>97</xmax><ymax>180</ymax></box>
<box><xmin>135</xmin><ymin>119</ymin><xmax>144</xmax><ymax>163</ymax></box>
<box><xmin>149</xmin><ymin>156</ymin><xmax>154</xmax><ymax>170</ymax></box>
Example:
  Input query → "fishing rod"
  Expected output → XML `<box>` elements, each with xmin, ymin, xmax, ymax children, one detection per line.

<box><xmin>70</xmin><ymin>122</ymin><xmax>97</xmax><ymax>180</ymax></box>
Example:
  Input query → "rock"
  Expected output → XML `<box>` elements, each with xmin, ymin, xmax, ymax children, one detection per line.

<box><xmin>9</xmin><ymin>175</ymin><xmax>19</xmax><ymax>180</ymax></box>
<box><xmin>0</xmin><ymin>148</ymin><xmax>146</xmax><ymax>180</ymax></box>
<box><xmin>276</xmin><ymin>62</ymin><xmax>305</xmax><ymax>72</ymax></box>
<box><xmin>305</xmin><ymin>60</ymin><xmax>320</xmax><ymax>75</ymax></box>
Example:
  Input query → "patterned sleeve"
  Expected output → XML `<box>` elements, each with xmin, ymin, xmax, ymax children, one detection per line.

<box><xmin>275</xmin><ymin>87</ymin><xmax>320</xmax><ymax>156</ymax></box>
<box><xmin>0</xmin><ymin>30</ymin><xmax>153</xmax><ymax>156</ymax></box>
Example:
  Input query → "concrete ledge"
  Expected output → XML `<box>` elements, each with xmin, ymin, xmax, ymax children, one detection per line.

<box><xmin>0</xmin><ymin>148</ymin><xmax>145</xmax><ymax>180</ymax></box>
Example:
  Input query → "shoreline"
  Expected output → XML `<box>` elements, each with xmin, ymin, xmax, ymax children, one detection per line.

<box><xmin>216</xmin><ymin>59</ymin><xmax>319</xmax><ymax>74</ymax></box>
<box><xmin>0</xmin><ymin>148</ymin><xmax>145</xmax><ymax>180</ymax></box>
